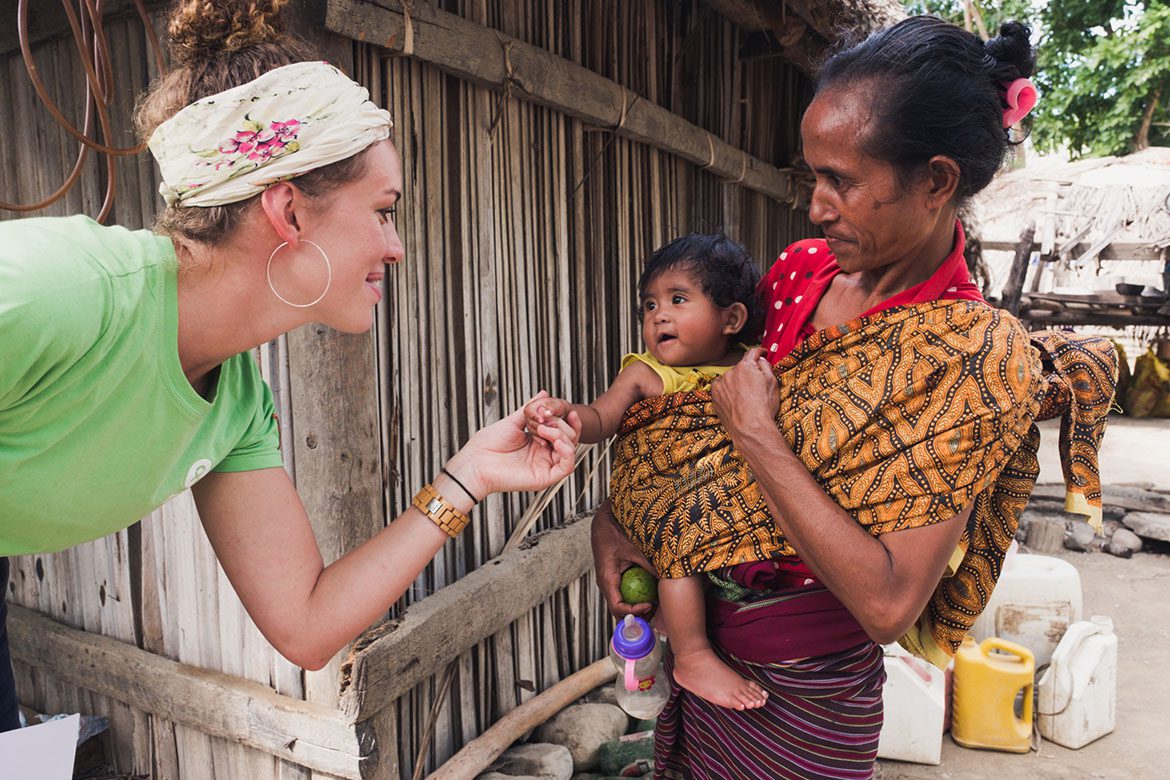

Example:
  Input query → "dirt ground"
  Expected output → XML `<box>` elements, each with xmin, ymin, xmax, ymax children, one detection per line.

<box><xmin>878</xmin><ymin>417</ymin><xmax>1170</xmax><ymax>780</ymax></box>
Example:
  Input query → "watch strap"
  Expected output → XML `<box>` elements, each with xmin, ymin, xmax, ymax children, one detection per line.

<box><xmin>413</xmin><ymin>483</ymin><xmax>470</xmax><ymax>537</ymax></box>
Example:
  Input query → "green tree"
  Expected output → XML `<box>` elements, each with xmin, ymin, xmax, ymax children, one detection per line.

<box><xmin>906</xmin><ymin>1</ymin><xmax>1170</xmax><ymax>158</ymax></box>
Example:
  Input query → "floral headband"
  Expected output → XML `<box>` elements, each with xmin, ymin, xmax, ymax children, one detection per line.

<box><xmin>148</xmin><ymin>61</ymin><xmax>393</xmax><ymax>207</ymax></box>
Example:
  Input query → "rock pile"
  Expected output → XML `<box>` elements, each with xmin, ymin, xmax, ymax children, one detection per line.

<box><xmin>1017</xmin><ymin>483</ymin><xmax>1170</xmax><ymax>558</ymax></box>
<box><xmin>477</xmin><ymin>687</ymin><xmax>655</xmax><ymax>780</ymax></box>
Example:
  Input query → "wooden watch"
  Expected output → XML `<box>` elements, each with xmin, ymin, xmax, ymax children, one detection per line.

<box><xmin>412</xmin><ymin>483</ymin><xmax>470</xmax><ymax>537</ymax></box>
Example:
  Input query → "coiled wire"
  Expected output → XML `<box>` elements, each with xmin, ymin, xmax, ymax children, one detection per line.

<box><xmin>0</xmin><ymin>0</ymin><xmax>165</xmax><ymax>222</ymax></box>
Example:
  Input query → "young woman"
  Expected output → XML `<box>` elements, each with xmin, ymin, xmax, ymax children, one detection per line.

<box><xmin>0</xmin><ymin>0</ymin><xmax>581</xmax><ymax>731</ymax></box>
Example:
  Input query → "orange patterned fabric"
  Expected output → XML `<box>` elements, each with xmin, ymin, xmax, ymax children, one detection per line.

<box><xmin>904</xmin><ymin>327</ymin><xmax>1117</xmax><ymax>664</ymax></box>
<box><xmin>609</xmin><ymin>300</ymin><xmax>1117</xmax><ymax>664</ymax></box>
<box><xmin>1031</xmin><ymin>331</ymin><xmax>1118</xmax><ymax>528</ymax></box>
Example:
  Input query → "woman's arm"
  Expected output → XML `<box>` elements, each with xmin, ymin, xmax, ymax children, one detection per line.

<box><xmin>193</xmin><ymin>402</ymin><xmax>581</xmax><ymax>670</ymax></box>
<box><xmin>712</xmin><ymin>349</ymin><xmax>968</xmax><ymax>644</ymax></box>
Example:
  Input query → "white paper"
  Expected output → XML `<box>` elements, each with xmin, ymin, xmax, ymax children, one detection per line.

<box><xmin>0</xmin><ymin>713</ymin><xmax>79</xmax><ymax>779</ymax></box>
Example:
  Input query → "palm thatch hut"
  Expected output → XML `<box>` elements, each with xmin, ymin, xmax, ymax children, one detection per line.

<box><xmin>977</xmin><ymin>147</ymin><xmax>1170</xmax><ymax>329</ymax></box>
<box><xmin>1</xmin><ymin>1</ymin><xmax>901</xmax><ymax>777</ymax></box>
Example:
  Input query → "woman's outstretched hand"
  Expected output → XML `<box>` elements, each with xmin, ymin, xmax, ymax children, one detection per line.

<box><xmin>712</xmin><ymin>347</ymin><xmax>780</xmax><ymax>438</ymax></box>
<box><xmin>447</xmin><ymin>391</ymin><xmax>583</xmax><ymax>498</ymax></box>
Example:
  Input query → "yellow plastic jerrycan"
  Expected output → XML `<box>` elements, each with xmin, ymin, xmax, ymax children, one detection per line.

<box><xmin>951</xmin><ymin>636</ymin><xmax>1035</xmax><ymax>753</ymax></box>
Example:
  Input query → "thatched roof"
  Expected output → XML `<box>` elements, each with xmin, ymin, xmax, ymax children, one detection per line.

<box><xmin>704</xmin><ymin>0</ymin><xmax>906</xmax><ymax>72</ymax></box>
<box><xmin>974</xmin><ymin>147</ymin><xmax>1170</xmax><ymax>261</ymax></box>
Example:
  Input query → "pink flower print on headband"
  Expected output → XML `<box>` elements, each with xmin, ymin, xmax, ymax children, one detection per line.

<box><xmin>199</xmin><ymin>116</ymin><xmax>303</xmax><ymax>172</ymax></box>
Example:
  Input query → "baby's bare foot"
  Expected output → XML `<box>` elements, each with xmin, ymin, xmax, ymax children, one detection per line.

<box><xmin>672</xmin><ymin>648</ymin><xmax>768</xmax><ymax>710</ymax></box>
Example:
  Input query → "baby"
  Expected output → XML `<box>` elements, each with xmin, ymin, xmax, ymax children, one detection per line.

<box><xmin>526</xmin><ymin>233</ymin><xmax>769</xmax><ymax>710</ymax></box>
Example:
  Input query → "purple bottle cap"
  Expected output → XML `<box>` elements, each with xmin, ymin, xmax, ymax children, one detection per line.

<box><xmin>611</xmin><ymin>614</ymin><xmax>655</xmax><ymax>660</ymax></box>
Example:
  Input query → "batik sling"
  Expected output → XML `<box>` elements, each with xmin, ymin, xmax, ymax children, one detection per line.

<box><xmin>609</xmin><ymin>299</ymin><xmax>1117</xmax><ymax>666</ymax></box>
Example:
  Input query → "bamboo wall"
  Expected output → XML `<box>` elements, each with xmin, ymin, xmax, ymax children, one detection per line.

<box><xmin>372</xmin><ymin>2</ymin><xmax>813</xmax><ymax>773</ymax></box>
<box><xmin>1</xmin><ymin>1</ymin><xmax>814</xmax><ymax>777</ymax></box>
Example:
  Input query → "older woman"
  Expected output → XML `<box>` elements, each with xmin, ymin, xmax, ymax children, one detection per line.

<box><xmin>0</xmin><ymin>0</ymin><xmax>581</xmax><ymax>731</ymax></box>
<box><xmin>593</xmin><ymin>16</ymin><xmax>1116</xmax><ymax>779</ymax></box>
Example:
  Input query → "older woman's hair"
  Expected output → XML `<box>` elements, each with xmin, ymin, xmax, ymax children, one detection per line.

<box><xmin>134</xmin><ymin>0</ymin><xmax>367</xmax><ymax>243</ymax></box>
<box><xmin>816</xmin><ymin>16</ymin><xmax>1035</xmax><ymax>202</ymax></box>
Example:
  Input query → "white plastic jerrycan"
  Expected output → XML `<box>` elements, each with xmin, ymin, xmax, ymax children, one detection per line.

<box><xmin>971</xmin><ymin>551</ymin><xmax>1082</xmax><ymax>667</ymax></box>
<box><xmin>609</xmin><ymin>615</ymin><xmax>670</xmax><ymax>719</ymax></box>
<box><xmin>877</xmin><ymin>644</ymin><xmax>945</xmax><ymax>765</ymax></box>
<box><xmin>1036</xmin><ymin>615</ymin><xmax>1117</xmax><ymax>749</ymax></box>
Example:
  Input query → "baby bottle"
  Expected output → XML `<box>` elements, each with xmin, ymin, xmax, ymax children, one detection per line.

<box><xmin>609</xmin><ymin>614</ymin><xmax>670</xmax><ymax>719</ymax></box>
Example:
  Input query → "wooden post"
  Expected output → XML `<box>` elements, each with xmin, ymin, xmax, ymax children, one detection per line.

<box><xmin>1001</xmin><ymin>222</ymin><xmax>1035</xmax><ymax>316</ymax></box>
<box><xmin>282</xmin><ymin>2</ymin><xmax>389</xmax><ymax>732</ymax></box>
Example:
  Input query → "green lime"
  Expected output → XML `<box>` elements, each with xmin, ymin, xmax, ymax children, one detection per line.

<box><xmin>620</xmin><ymin>566</ymin><xmax>659</xmax><ymax>605</ymax></box>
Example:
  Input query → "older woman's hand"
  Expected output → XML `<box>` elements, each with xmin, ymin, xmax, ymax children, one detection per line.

<box><xmin>712</xmin><ymin>347</ymin><xmax>780</xmax><ymax>439</ymax></box>
<box><xmin>447</xmin><ymin>392</ymin><xmax>583</xmax><ymax>498</ymax></box>
<box><xmin>592</xmin><ymin>501</ymin><xmax>656</xmax><ymax>618</ymax></box>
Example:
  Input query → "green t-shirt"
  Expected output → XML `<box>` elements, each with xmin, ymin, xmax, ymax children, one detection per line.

<box><xmin>0</xmin><ymin>216</ymin><xmax>283</xmax><ymax>555</ymax></box>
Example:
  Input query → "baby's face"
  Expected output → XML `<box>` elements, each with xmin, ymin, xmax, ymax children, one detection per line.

<box><xmin>640</xmin><ymin>268</ymin><xmax>733</xmax><ymax>367</ymax></box>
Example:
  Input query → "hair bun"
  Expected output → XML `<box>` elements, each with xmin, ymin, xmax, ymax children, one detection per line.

<box><xmin>984</xmin><ymin>20</ymin><xmax>1035</xmax><ymax>79</ymax></box>
<box><xmin>168</xmin><ymin>0</ymin><xmax>292</xmax><ymax>66</ymax></box>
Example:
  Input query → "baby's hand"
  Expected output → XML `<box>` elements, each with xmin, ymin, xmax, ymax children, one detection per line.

<box><xmin>523</xmin><ymin>395</ymin><xmax>571</xmax><ymax>436</ymax></box>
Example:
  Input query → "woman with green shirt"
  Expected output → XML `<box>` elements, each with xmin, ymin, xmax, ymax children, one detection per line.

<box><xmin>0</xmin><ymin>0</ymin><xmax>582</xmax><ymax>731</ymax></box>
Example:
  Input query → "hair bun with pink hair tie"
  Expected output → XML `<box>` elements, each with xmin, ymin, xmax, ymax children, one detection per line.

<box><xmin>1002</xmin><ymin>77</ymin><xmax>1037</xmax><ymax>127</ymax></box>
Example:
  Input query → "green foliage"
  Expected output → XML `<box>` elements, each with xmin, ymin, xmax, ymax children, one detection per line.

<box><xmin>904</xmin><ymin>1</ymin><xmax>1170</xmax><ymax>158</ymax></box>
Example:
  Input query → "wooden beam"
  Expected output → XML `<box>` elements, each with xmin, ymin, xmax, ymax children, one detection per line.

<box><xmin>1018</xmin><ymin>310</ymin><xmax>1170</xmax><ymax>328</ymax></box>
<box><xmin>1023</xmin><ymin>291</ymin><xmax>1166</xmax><ymax>310</ymax></box>
<box><xmin>428</xmin><ymin>659</ymin><xmax>616</xmax><ymax>780</ymax></box>
<box><xmin>7</xmin><ymin>604</ymin><xmax>374</xmax><ymax>779</ymax></box>
<box><xmin>782</xmin><ymin>0</ymin><xmax>906</xmax><ymax>41</ymax></box>
<box><xmin>337</xmin><ymin>514</ymin><xmax>595</xmax><ymax>722</ymax></box>
<box><xmin>286</xmin><ymin>325</ymin><xmax>383</xmax><ymax>712</ymax></box>
<box><xmin>983</xmin><ymin>239</ymin><xmax>1170</xmax><ymax>263</ymax></box>
<box><xmin>1029</xmin><ymin>483</ymin><xmax>1170</xmax><ymax>515</ymax></box>
<box><xmin>703</xmin><ymin>0</ymin><xmax>826</xmax><ymax>72</ymax></box>
<box><xmin>323</xmin><ymin>0</ymin><xmax>793</xmax><ymax>203</ymax></box>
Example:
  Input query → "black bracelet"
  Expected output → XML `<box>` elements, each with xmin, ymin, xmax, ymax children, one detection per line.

<box><xmin>441</xmin><ymin>467</ymin><xmax>480</xmax><ymax>504</ymax></box>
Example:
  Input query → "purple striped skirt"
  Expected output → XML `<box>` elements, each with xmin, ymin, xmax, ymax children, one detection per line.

<box><xmin>654</xmin><ymin>640</ymin><xmax>885</xmax><ymax>779</ymax></box>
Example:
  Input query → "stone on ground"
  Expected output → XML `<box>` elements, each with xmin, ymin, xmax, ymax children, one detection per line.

<box><xmin>534</xmin><ymin>703</ymin><xmax>629</xmax><ymax>771</ymax></box>
<box><xmin>1063</xmin><ymin>522</ymin><xmax>1098</xmax><ymax>552</ymax></box>
<box><xmin>484</xmin><ymin>743</ymin><xmax>574</xmax><ymax>779</ymax></box>
<box><xmin>583</xmin><ymin>684</ymin><xmax>619</xmax><ymax>708</ymax></box>
<box><xmin>1122</xmin><ymin>511</ymin><xmax>1170</xmax><ymax>542</ymax></box>
<box><xmin>1105</xmin><ymin>527</ymin><xmax>1144</xmax><ymax>557</ymax></box>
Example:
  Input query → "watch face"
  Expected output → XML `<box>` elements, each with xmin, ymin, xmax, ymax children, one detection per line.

<box><xmin>427</xmin><ymin>497</ymin><xmax>444</xmax><ymax>514</ymax></box>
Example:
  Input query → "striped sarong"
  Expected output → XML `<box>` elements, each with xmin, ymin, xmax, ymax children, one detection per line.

<box><xmin>655</xmin><ymin>636</ymin><xmax>885</xmax><ymax>779</ymax></box>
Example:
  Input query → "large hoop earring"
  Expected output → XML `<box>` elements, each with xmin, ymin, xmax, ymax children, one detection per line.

<box><xmin>266</xmin><ymin>240</ymin><xmax>332</xmax><ymax>308</ymax></box>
